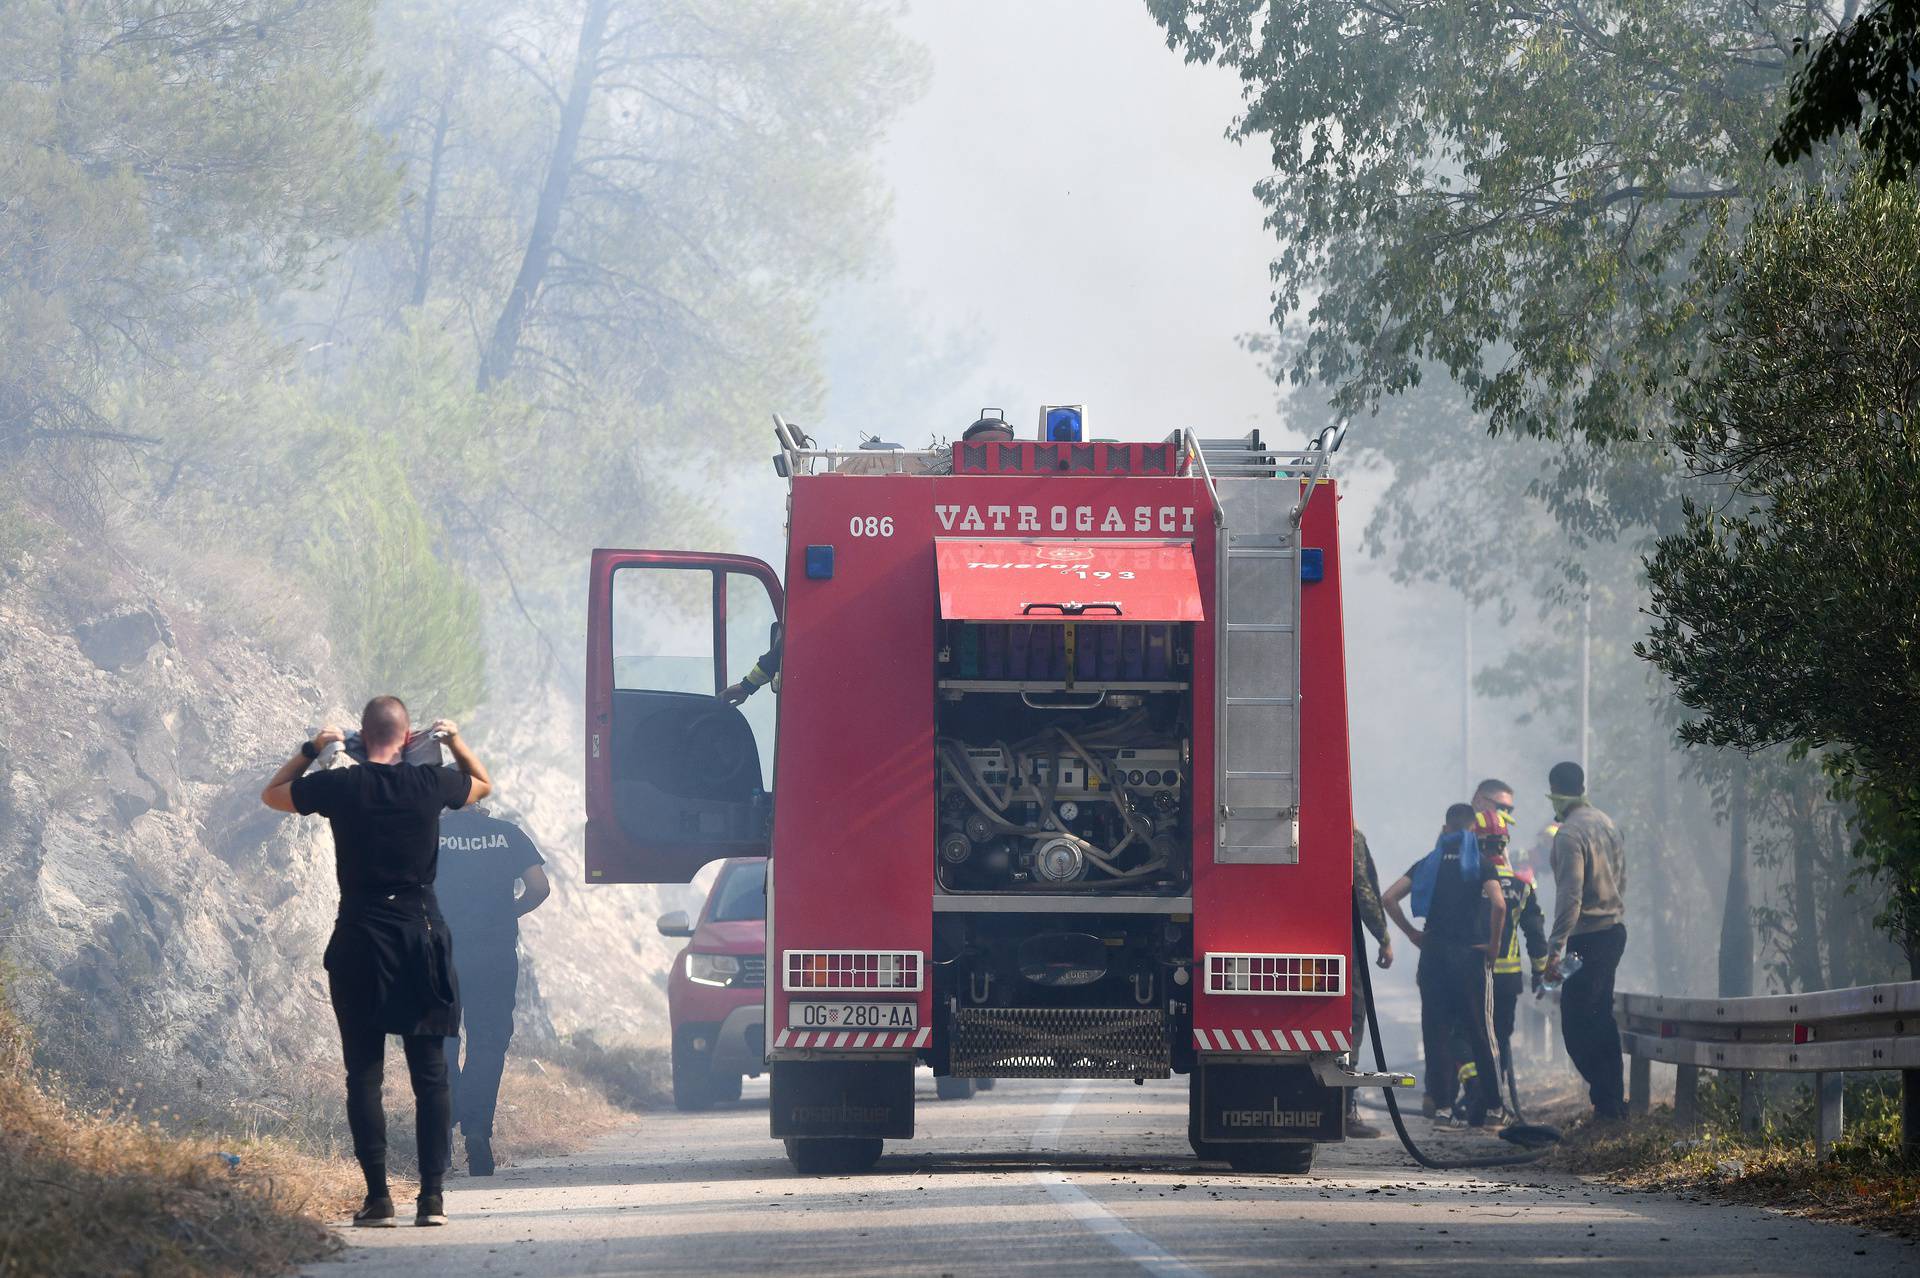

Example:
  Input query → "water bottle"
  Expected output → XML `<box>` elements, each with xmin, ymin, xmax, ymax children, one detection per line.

<box><xmin>1538</xmin><ymin>950</ymin><xmax>1583</xmax><ymax>996</ymax></box>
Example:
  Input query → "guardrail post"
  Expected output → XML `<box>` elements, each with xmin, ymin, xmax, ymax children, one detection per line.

<box><xmin>1674</xmin><ymin>1063</ymin><xmax>1698</xmax><ymax>1128</ymax></box>
<box><xmin>1629</xmin><ymin>1053</ymin><xmax>1650</xmax><ymax>1118</ymax></box>
<box><xmin>1738</xmin><ymin>1070</ymin><xmax>1763</xmax><ymax>1136</ymax></box>
<box><xmin>1815</xmin><ymin>1072</ymin><xmax>1844</xmax><ymax>1161</ymax></box>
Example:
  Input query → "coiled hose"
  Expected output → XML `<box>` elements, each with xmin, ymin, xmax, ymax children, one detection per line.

<box><xmin>1352</xmin><ymin>905</ymin><xmax>1553</xmax><ymax>1170</ymax></box>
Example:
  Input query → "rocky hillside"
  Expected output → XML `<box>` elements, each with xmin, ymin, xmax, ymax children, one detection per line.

<box><xmin>0</xmin><ymin>536</ymin><xmax>347</xmax><ymax>1102</ymax></box>
<box><xmin>0</xmin><ymin>526</ymin><xmax>686</xmax><ymax>1111</ymax></box>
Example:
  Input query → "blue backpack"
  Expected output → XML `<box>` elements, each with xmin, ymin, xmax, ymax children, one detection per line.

<box><xmin>1410</xmin><ymin>828</ymin><xmax>1480</xmax><ymax>919</ymax></box>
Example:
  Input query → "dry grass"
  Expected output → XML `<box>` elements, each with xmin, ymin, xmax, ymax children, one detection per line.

<box><xmin>0</xmin><ymin>983</ymin><xmax>657</xmax><ymax>1275</ymax></box>
<box><xmin>1546</xmin><ymin>1079</ymin><xmax>1920</xmax><ymax>1240</ymax></box>
<box><xmin>0</xmin><ymin>992</ymin><xmax>356</xmax><ymax>1277</ymax></box>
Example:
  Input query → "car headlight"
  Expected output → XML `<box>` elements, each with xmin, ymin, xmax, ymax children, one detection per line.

<box><xmin>687</xmin><ymin>953</ymin><xmax>742</xmax><ymax>987</ymax></box>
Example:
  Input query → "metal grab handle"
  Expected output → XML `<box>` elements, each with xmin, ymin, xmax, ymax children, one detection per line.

<box><xmin>1020</xmin><ymin>690</ymin><xmax>1107</xmax><ymax>711</ymax></box>
<box><xmin>1020</xmin><ymin>601</ymin><xmax>1122</xmax><ymax>616</ymax></box>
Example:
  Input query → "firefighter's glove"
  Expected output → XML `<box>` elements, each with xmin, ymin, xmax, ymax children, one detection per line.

<box><xmin>722</xmin><ymin>683</ymin><xmax>752</xmax><ymax>705</ymax></box>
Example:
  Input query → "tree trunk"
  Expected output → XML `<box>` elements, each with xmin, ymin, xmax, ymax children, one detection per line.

<box><xmin>410</xmin><ymin>89</ymin><xmax>455</xmax><ymax>309</ymax></box>
<box><xmin>1786</xmin><ymin>770</ymin><xmax>1825</xmax><ymax>992</ymax></box>
<box><xmin>1719</xmin><ymin>754</ymin><xmax>1754</xmax><ymax>998</ymax></box>
<box><xmin>1647</xmin><ymin>745</ymin><xmax>1681</xmax><ymax>991</ymax></box>
<box><xmin>1824</xmin><ymin>807</ymin><xmax>1857</xmax><ymax>989</ymax></box>
<box><xmin>476</xmin><ymin>0</ymin><xmax>613</xmax><ymax>390</ymax></box>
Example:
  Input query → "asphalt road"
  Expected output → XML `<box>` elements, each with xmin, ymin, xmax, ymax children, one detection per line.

<box><xmin>312</xmin><ymin>1075</ymin><xmax>1914</xmax><ymax>1276</ymax></box>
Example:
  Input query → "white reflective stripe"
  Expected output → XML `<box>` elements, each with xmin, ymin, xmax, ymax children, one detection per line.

<box><xmin>1195</xmin><ymin>1028</ymin><xmax>1213</xmax><ymax>1050</ymax></box>
<box><xmin>1311</xmin><ymin>1030</ymin><xmax>1330</xmax><ymax>1051</ymax></box>
<box><xmin>1252</xmin><ymin>1029</ymin><xmax>1273</xmax><ymax>1051</ymax></box>
<box><xmin>852</xmin><ymin>1033</ymin><xmax>870</xmax><ymax>1048</ymax></box>
<box><xmin>1333</xmin><ymin>1030</ymin><xmax>1351</xmax><ymax>1051</ymax></box>
<box><xmin>831</xmin><ymin>1032</ymin><xmax>848</xmax><ymax>1048</ymax></box>
<box><xmin>1231</xmin><ymin>1029</ymin><xmax>1252</xmax><ymax>1051</ymax></box>
<box><xmin>774</xmin><ymin>1029</ymin><xmax>790</xmax><ymax>1048</ymax></box>
<box><xmin>1288</xmin><ymin>1030</ymin><xmax>1307</xmax><ymax>1050</ymax></box>
<box><xmin>914</xmin><ymin>1027</ymin><xmax>932</xmax><ymax>1048</ymax></box>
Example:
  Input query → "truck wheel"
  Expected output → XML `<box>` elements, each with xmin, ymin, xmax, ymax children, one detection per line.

<box><xmin>784</xmin><ymin>1138</ymin><xmax>883</xmax><ymax>1175</ymax></box>
<box><xmin>712</xmin><ymin>1071</ymin><xmax>744</xmax><ymax>1104</ymax></box>
<box><xmin>671</xmin><ymin>1030</ymin><xmax>717</xmax><ymax>1112</ymax></box>
<box><xmin>975</xmin><ymin>1076</ymin><xmax>996</xmax><ymax>1092</ymax></box>
<box><xmin>1224</xmin><ymin>1143</ymin><xmax>1316</xmax><ymax>1175</ymax></box>
<box><xmin>934</xmin><ymin>1075</ymin><xmax>976</xmax><ymax>1101</ymax></box>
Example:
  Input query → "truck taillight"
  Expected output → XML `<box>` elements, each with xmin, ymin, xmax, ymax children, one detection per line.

<box><xmin>1205</xmin><ymin>953</ymin><xmax>1346</xmax><ymax>997</ymax></box>
<box><xmin>782</xmin><ymin>950</ymin><xmax>924</xmax><ymax>993</ymax></box>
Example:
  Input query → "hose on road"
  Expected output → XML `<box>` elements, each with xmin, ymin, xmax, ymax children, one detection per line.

<box><xmin>1352</xmin><ymin>907</ymin><xmax>1554</xmax><ymax>1170</ymax></box>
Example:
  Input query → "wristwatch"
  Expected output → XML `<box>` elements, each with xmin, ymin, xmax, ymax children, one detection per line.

<box><xmin>301</xmin><ymin>740</ymin><xmax>319</xmax><ymax>760</ymax></box>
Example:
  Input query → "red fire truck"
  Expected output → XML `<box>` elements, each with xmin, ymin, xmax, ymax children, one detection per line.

<box><xmin>585</xmin><ymin>412</ymin><xmax>1396</xmax><ymax>1175</ymax></box>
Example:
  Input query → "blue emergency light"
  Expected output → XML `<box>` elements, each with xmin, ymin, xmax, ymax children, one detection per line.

<box><xmin>1042</xmin><ymin>404</ymin><xmax>1084</xmax><ymax>442</ymax></box>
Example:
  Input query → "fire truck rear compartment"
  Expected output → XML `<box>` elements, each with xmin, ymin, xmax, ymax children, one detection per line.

<box><xmin>934</xmin><ymin>620</ymin><xmax>1193</xmax><ymax>896</ymax></box>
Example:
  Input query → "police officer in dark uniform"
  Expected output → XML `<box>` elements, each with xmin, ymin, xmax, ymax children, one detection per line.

<box><xmin>436</xmin><ymin>804</ymin><xmax>549</xmax><ymax>1175</ymax></box>
<box><xmin>261</xmin><ymin>696</ymin><xmax>490</xmax><ymax>1227</ymax></box>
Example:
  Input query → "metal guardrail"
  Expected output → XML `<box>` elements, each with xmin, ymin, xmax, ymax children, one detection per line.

<box><xmin>1616</xmin><ymin>981</ymin><xmax>1920</xmax><ymax>1158</ymax></box>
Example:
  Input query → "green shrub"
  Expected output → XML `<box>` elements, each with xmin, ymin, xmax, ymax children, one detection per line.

<box><xmin>302</xmin><ymin>429</ymin><xmax>486</xmax><ymax>719</ymax></box>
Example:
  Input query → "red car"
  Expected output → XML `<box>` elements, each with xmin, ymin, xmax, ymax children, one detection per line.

<box><xmin>659</xmin><ymin>857</ymin><xmax>767</xmax><ymax>1110</ymax></box>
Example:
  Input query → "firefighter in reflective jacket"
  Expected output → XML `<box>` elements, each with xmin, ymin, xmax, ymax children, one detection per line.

<box><xmin>1477</xmin><ymin>810</ymin><xmax>1548</xmax><ymax>1091</ymax></box>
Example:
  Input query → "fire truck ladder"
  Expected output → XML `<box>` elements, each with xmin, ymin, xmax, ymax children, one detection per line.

<box><xmin>1188</xmin><ymin>432</ymin><xmax>1327</xmax><ymax>865</ymax></box>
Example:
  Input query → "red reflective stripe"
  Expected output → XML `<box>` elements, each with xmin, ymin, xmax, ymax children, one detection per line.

<box><xmin>934</xmin><ymin>539</ymin><xmax>1204</xmax><ymax>622</ymax></box>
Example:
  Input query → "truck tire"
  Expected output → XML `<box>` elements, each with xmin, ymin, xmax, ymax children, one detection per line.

<box><xmin>974</xmin><ymin>1076</ymin><xmax>996</xmax><ymax>1092</ymax></box>
<box><xmin>712</xmin><ymin>1071</ymin><xmax>744</xmax><ymax>1104</ymax></box>
<box><xmin>671</xmin><ymin>1030</ymin><xmax>717</xmax><ymax>1112</ymax></box>
<box><xmin>784</xmin><ymin>1138</ymin><xmax>883</xmax><ymax>1175</ymax></box>
<box><xmin>934</xmin><ymin>1075</ymin><xmax>976</xmax><ymax>1101</ymax></box>
<box><xmin>1223</xmin><ymin>1142</ymin><xmax>1316</xmax><ymax>1175</ymax></box>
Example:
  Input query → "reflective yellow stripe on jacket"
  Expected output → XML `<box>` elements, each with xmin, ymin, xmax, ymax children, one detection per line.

<box><xmin>1494</xmin><ymin>862</ymin><xmax>1524</xmax><ymax>975</ymax></box>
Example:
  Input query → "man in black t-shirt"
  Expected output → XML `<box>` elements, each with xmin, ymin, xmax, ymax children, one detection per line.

<box><xmin>1382</xmin><ymin>803</ymin><xmax>1508</xmax><ymax>1126</ymax></box>
<box><xmin>262</xmin><ymin>695</ymin><xmax>492</xmax><ymax>1228</ymax></box>
<box><xmin>437</xmin><ymin>805</ymin><xmax>549</xmax><ymax>1176</ymax></box>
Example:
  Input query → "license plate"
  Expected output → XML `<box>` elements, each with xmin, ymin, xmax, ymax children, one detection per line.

<box><xmin>789</xmin><ymin>1001</ymin><xmax>919</xmax><ymax>1031</ymax></box>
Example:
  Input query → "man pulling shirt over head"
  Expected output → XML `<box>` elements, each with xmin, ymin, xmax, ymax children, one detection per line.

<box><xmin>260</xmin><ymin>696</ymin><xmax>492</xmax><ymax>1228</ymax></box>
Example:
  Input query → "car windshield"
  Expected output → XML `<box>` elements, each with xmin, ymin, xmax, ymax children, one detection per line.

<box><xmin>708</xmin><ymin>861</ymin><xmax>767</xmax><ymax>923</ymax></box>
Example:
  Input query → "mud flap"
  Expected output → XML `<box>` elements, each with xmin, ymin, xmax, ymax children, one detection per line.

<box><xmin>770</xmin><ymin>1061</ymin><xmax>914</xmax><ymax>1140</ymax></box>
<box><xmin>1189</xmin><ymin>1060</ymin><xmax>1342</xmax><ymax>1147</ymax></box>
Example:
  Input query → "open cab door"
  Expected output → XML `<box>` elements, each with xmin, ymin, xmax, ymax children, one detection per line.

<box><xmin>586</xmin><ymin>549</ymin><xmax>784</xmax><ymax>883</ymax></box>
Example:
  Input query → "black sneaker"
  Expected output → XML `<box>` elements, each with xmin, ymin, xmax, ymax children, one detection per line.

<box><xmin>416</xmin><ymin>1193</ymin><xmax>447</xmax><ymax>1227</ymax></box>
<box><xmin>353</xmin><ymin>1195</ymin><xmax>397</xmax><ymax>1228</ymax></box>
<box><xmin>1346</xmin><ymin>1115</ymin><xmax>1383</xmax><ymax>1139</ymax></box>
<box><xmin>466</xmin><ymin>1137</ymin><xmax>495</xmax><ymax>1177</ymax></box>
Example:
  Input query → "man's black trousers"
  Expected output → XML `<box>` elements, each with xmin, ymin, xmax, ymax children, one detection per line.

<box><xmin>447</xmin><ymin>943</ymin><xmax>519</xmax><ymax>1140</ymax></box>
<box><xmin>337</xmin><ymin>1023</ymin><xmax>450</xmax><ymax>1193</ymax></box>
<box><xmin>1561</xmin><ymin>923</ymin><xmax>1628</xmax><ymax>1120</ymax></box>
<box><xmin>1416</xmin><ymin>945</ymin><xmax>1500</xmax><ymax>1122</ymax></box>
<box><xmin>1492</xmin><ymin>970</ymin><xmax>1523</xmax><ymax>1081</ymax></box>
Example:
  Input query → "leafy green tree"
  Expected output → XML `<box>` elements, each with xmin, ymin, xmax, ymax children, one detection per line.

<box><xmin>1159</xmin><ymin>2</ymin><xmax>1885</xmax><ymax>994</ymax></box>
<box><xmin>1640</xmin><ymin>175</ymin><xmax>1920</xmax><ymax>975</ymax></box>
<box><xmin>0</xmin><ymin>1</ymin><xmax>395</xmax><ymax>455</ymax></box>
<box><xmin>1148</xmin><ymin>1</ymin><xmax>1852</xmax><ymax>523</ymax></box>
<box><xmin>1774</xmin><ymin>0</ymin><xmax>1920</xmax><ymax>182</ymax></box>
